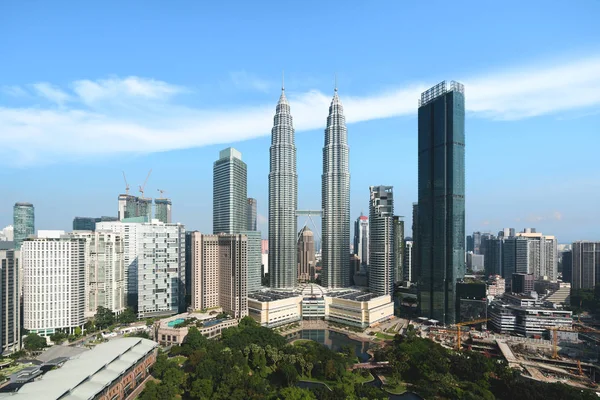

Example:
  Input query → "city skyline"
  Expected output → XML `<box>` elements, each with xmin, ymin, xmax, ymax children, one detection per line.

<box><xmin>1</xmin><ymin>2</ymin><xmax>600</xmax><ymax>244</ymax></box>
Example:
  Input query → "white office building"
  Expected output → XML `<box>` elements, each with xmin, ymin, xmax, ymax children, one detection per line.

<box><xmin>22</xmin><ymin>236</ymin><xmax>86</xmax><ymax>336</ymax></box>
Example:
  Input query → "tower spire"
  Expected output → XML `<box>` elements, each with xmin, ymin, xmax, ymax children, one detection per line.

<box><xmin>334</xmin><ymin>73</ymin><xmax>337</xmax><ymax>92</ymax></box>
<box><xmin>282</xmin><ymin>70</ymin><xmax>285</xmax><ymax>91</ymax></box>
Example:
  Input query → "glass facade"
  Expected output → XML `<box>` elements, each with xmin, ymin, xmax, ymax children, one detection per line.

<box><xmin>417</xmin><ymin>81</ymin><xmax>465</xmax><ymax>325</ymax></box>
<box><xmin>213</xmin><ymin>147</ymin><xmax>248</xmax><ymax>235</ymax></box>
<box><xmin>13</xmin><ymin>202</ymin><xmax>34</xmax><ymax>250</ymax></box>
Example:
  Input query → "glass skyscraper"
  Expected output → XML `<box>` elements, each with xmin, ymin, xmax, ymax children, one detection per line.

<box><xmin>417</xmin><ymin>81</ymin><xmax>465</xmax><ymax>325</ymax></box>
<box><xmin>13</xmin><ymin>202</ymin><xmax>34</xmax><ymax>250</ymax></box>
<box><xmin>268</xmin><ymin>86</ymin><xmax>298</xmax><ymax>289</ymax></box>
<box><xmin>321</xmin><ymin>88</ymin><xmax>350</xmax><ymax>289</ymax></box>
<box><xmin>213</xmin><ymin>147</ymin><xmax>248</xmax><ymax>234</ymax></box>
<box><xmin>369</xmin><ymin>186</ymin><xmax>394</xmax><ymax>296</ymax></box>
<box><xmin>247</xmin><ymin>198</ymin><xmax>257</xmax><ymax>231</ymax></box>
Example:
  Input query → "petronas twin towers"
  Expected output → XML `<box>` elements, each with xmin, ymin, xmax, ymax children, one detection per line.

<box><xmin>269</xmin><ymin>83</ymin><xmax>350</xmax><ymax>289</ymax></box>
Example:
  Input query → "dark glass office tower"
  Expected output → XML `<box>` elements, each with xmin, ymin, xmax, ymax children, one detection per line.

<box><xmin>417</xmin><ymin>81</ymin><xmax>465</xmax><ymax>325</ymax></box>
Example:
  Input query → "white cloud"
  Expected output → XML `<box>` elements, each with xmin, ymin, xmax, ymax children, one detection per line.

<box><xmin>31</xmin><ymin>83</ymin><xmax>71</xmax><ymax>105</ymax></box>
<box><xmin>1</xmin><ymin>56</ymin><xmax>600</xmax><ymax>166</ymax></box>
<box><xmin>2</xmin><ymin>85</ymin><xmax>28</xmax><ymax>97</ymax></box>
<box><xmin>230</xmin><ymin>71</ymin><xmax>271</xmax><ymax>92</ymax></box>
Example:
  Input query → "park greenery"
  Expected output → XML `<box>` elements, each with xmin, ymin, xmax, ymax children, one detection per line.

<box><xmin>570</xmin><ymin>287</ymin><xmax>600</xmax><ymax>315</ymax></box>
<box><xmin>140</xmin><ymin>316</ymin><xmax>388</xmax><ymax>400</ymax></box>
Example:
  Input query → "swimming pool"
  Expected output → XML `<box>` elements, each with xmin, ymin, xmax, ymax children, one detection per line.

<box><xmin>167</xmin><ymin>318</ymin><xmax>185</xmax><ymax>327</ymax></box>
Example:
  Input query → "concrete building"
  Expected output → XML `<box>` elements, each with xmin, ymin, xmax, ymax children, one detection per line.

<box><xmin>512</xmin><ymin>273</ymin><xmax>535</xmax><ymax>295</ymax></box>
<box><xmin>214</xmin><ymin>147</ymin><xmax>247</xmax><ymax>235</ymax></box>
<box><xmin>154</xmin><ymin>198</ymin><xmax>172</xmax><ymax>223</ymax></box>
<box><xmin>1</xmin><ymin>249</ymin><xmax>20</xmax><ymax>355</ymax></box>
<box><xmin>486</xmin><ymin>275</ymin><xmax>505</xmax><ymax>299</ymax></box>
<box><xmin>516</xmin><ymin>231</ymin><xmax>558</xmax><ymax>281</ymax></box>
<box><xmin>321</xmin><ymin>87</ymin><xmax>351</xmax><ymax>289</ymax></box>
<box><xmin>189</xmin><ymin>233</ymin><xmax>247</xmax><ymax>318</ymax></box>
<box><xmin>22</xmin><ymin>236</ymin><xmax>86</xmax><ymax>336</ymax></box>
<box><xmin>369</xmin><ymin>186</ymin><xmax>394</xmax><ymax>296</ymax></box>
<box><xmin>467</xmin><ymin>253</ymin><xmax>485</xmax><ymax>272</ymax></box>
<box><xmin>268</xmin><ymin>86</ymin><xmax>298</xmax><ymax>289</ymax></box>
<box><xmin>69</xmin><ymin>231</ymin><xmax>126</xmax><ymax>317</ymax></box>
<box><xmin>118</xmin><ymin>195</ymin><xmax>152</xmax><ymax>221</ymax></box>
<box><xmin>572</xmin><ymin>241</ymin><xmax>600</xmax><ymax>289</ymax></box>
<box><xmin>13</xmin><ymin>203</ymin><xmax>34</xmax><ymax>250</ymax></box>
<box><xmin>353</xmin><ymin>214</ymin><xmax>369</xmax><ymax>267</ymax></box>
<box><xmin>297</xmin><ymin>226</ymin><xmax>316</xmax><ymax>283</ymax></box>
<box><xmin>96</xmin><ymin>219</ymin><xmax>185</xmax><ymax>317</ymax></box>
<box><xmin>248</xmin><ymin>292</ymin><xmax>303</xmax><ymax>328</ymax></box>
<box><xmin>247</xmin><ymin>198</ymin><xmax>257</xmax><ymax>231</ymax></box>
<box><xmin>0</xmin><ymin>338</ymin><xmax>158</xmax><ymax>400</ymax></box>
<box><xmin>242</xmin><ymin>230</ymin><xmax>262</xmax><ymax>293</ymax></box>
<box><xmin>156</xmin><ymin>313</ymin><xmax>239</xmax><ymax>345</ymax></box>
<box><xmin>417</xmin><ymin>81</ymin><xmax>466</xmax><ymax>325</ymax></box>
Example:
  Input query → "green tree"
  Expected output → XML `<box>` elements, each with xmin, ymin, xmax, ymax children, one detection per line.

<box><xmin>95</xmin><ymin>306</ymin><xmax>115</xmax><ymax>329</ymax></box>
<box><xmin>24</xmin><ymin>333</ymin><xmax>47</xmax><ymax>352</ymax></box>
<box><xmin>278</xmin><ymin>386</ymin><xmax>316</xmax><ymax>400</ymax></box>
<box><xmin>117</xmin><ymin>307</ymin><xmax>137</xmax><ymax>324</ymax></box>
<box><xmin>189</xmin><ymin>378</ymin><xmax>214</xmax><ymax>400</ymax></box>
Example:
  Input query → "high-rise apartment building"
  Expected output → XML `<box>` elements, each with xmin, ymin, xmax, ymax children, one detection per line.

<box><xmin>572</xmin><ymin>241</ymin><xmax>600</xmax><ymax>289</ymax></box>
<box><xmin>297</xmin><ymin>226</ymin><xmax>316</xmax><ymax>283</ymax></box>
<box><xmin>154</xmin><ymin>198</ymin><xmax>172</xmax><ymax>224</ymax></box>
<box><xmin>417</xmin><ymin>81</ymin><xmax>466</xmax><ymax>325</ymax></box>
<box><xmin>242</xmin><ymin>230</ymin><xmax>262</xmax><ymax>293</ymax></box>
<box><xmin>516</xmin><ymin>231</ymin><xmax>558</xmax><ymax>281</ymax></box>
<box><xmin>404</xmin><ymin>240</ymin><xmax>413</xmax><ymax>282</ymax></box>
<box><xmin>322</xmin><ymin>88</ymin><xmax>350</xmax><ymax>289</ymax></box>
<box><xmin>1</xmin><ymin>249</ymin><xmax>20</xmax><ymax>354</ymax></box>
<box><xmin>69</xmin><ymin>231</ymin><xmax>126</xmax><ymax>317</ymax></box>
<box><xmin>213</xmin><ymin>147</ymin><xmax>247</xmax><ymax>235</ymax></box>
<box><xmin>353</xmin><ymin>214</ymin><xmax>369</xmax><ymax>267</ymax></box>
<box><xmin>22</xmin><ymin>236</ymin><xmax>86</xmax><ymax>336</ymax></box>
<box><xmin>247</xmin><ymin>198</ymin><xmax>257</xmax><ymax>231</ymax></box>
<box><xmin>268</xmin><ymin>86</ymin><xmax>298</xmax><ymax>289</ymax></box>
<box><xmin>96</xmin><ymin>219</ymin><xmax>185</xmax><ymax>317</ymax></box>
<box><xmin>393</xmin><ymin>216</ymin><xmax>405</xmax><ymax>284</ymax></box>
<box><xmin>369</xmin><ymin>186</ymin><xmax>394</xmax><ymax>296</ymax></box>
<box><xmin>13</xmin><ymin>202</ymin><xmax>34</xmax><ymax>250</ymax></box>
<box><xmin>190</xmin><ymin>233</ymin><xmax>248</xmax><ymax>318</ymax></box>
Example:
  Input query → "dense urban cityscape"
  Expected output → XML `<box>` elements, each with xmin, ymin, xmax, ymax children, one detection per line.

<box><xmin>1</xmin><ymin>2</ymin><xmax>599</xmax><ymax>400</ymax></box>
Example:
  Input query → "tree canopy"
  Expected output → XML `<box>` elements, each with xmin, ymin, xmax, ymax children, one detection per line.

<box><xmin>23</xmin><ymin>333</ymin><xmax>47</xmax><ymax>352</ymax></box>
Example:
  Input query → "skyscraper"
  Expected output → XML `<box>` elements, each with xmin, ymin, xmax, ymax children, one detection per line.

<box><xmin>369</xmin><ymin>186</ymin><xmax>394</xmax><ymax>296</ymax></box>
<box><xmin>13</xmin><ymin>202</ymin><xmax>34</xmax><ymax>250</ymax></box>
<box><xmin>1</xmin><ymin>248</ymin><xmax>20</xmax><ymax>354</ymax></box>
<box><xmin>154</xmin><ymin>198</ymin><xmax>172</xmax><ymax>223</ymax></box>
<box><xmin>268</xmin><ymin>85</ymin><xmax>298</xmax><ymax>289</ymax></box>
<box><xmin>118</xmin><ymin>195</ymin><xmax>151</xmax><ymax>221</ymax></box>
<box><xmin>353</xmin><ymin>214</ymin><xmax>369</xmax><ymax>267</ymax></box>
<box><xmin>417</xmin><ymin>81</ymin><xmax>465</xmax><ymax>325</ymax></box>
<box><xmin>297</xmin><ymin>226</ymin><xmax>316</xmax><ymax>282</ymax></box>
<box><xmin>516</xmin><ymin>231</ymin><xmax>558</xmax><ymax>281</ymax></box>
<box><xmin>247</xmin><ymin>198</ymin><xmax>257</xmax><ymax>231</ymax></box>
<box><xmin>411</xmin><ymin>202</ymin><xmax>419</xmax><ymax>280</ymax></box>
<box><xmin>213</xmin><ymin>147</ymin><xmax>247</xmax><ymax>235</ymax></box>
<box><xmin>242</xmin><ymin>230</ymin><xmax>262</xmax><ymax>293</ymax></box>
<box><xmin>404</xmin><ymin>240</ymin><xmax>413</xmax><ymax>282</ymax></box>
<box><xmin>502</xmin><ymin>236</ymin><xmax>530</xmax><ymax>279</ymax></box>
<box><xmin>572</xmin><ymin>241</ymin><xmax>600</xmax><ymax>289</ymax></box>
<box><xmin>393</xmin><ymin>216</ymin><xmax>405</xmax><ymax>284</ymax></box>
<box><xmin>322</xmin><ymin>87</ymin><xmax>350</xmax><ymax>289</ymax></box>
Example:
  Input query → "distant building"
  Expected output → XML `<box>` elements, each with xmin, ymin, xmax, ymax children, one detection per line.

<box><xmin>411</xmin><ymin>202</ymin><xmax>419</xmax><ymax>280</ymax></box>
<box><xmin>404</xmin><ymin>240</ymin><xmax>413</xmax><ymax>282</ymax></box>
<box><xmin>483</xmin><ymin>235</ymin><xmax>503</xmax><ymax>277</ymax></box>
<box><xmin>154</xmin><ymin>198</ymin><xmax>172</xmax><ymax>223</ymax></box>
<box><xmin>369</xmin><ymin>186</ymin><xmax>394</xmax><ymax>296</ymax></box>
<box><xmin>512</xmin><ymin>273</ymin><xmax>534</xmax><ymax>295</ymax></box>
<box><xmin>561</xmin><ymin>249</ymin><xmax>573</xmax><ymax>284</ymax></box>
<box><xmin>571</xmin><ymin>241</ymin><xmax>600</xmax><ymax>289</ymax></box>
<box><xmin>72</xmin><ymin>216</ymin><xmax>118</xmax><ymax>232</ymax></box>
<box><xmin>13</xmin><ymin>203</ymin><xmax>34</xmax><ymax>250</ymax></box>
<box><xmin>502</xmin><ymin>237</ymin><xmax>530</xmax><ymax>279</ymax></box>
<box><xmin>516</xmin><ymin>231</ymin><xmax>558</xmax><ymax>281</ymax></box>
<box><xmin>22</xmin><ymin>236</ymin><xmax>86</xmax><ymax>336</ymax></box>
<box><xmin>242</xmin><ymin>230</ymin><xmax>262</xmax><ymax>293</ymax></box>
<box><xmin>69</xmin><ymin>231</ymin><xmax>126</xmax><ymax>317</ymax></box>
<box><xmin>417</xmin><ymin>81</ymin><xmax>466</xmax><ymax>325</ymax></box>
<box><xmin>297</xmin><ymin>226</ymin><xmax>316</xmax><ymax>283</ymax></box>
<box><xmin>214</xmin><ymin>147</ymin><xmax>247</xmax><ymax>235</ymax></box>
<box><xmin>353</xmin><ymin>214</ymin><xmax>369</xmax><ymax>267</ymax></box>
<box><xmin>261</xmin><ymin>239</ymin><xmax>269</xmax><ymax>254</ymax></box>
<box><xmin>487</xmin><ymin>275</ymin><xmax>506</xmax><ymax>298</ymax></box>
<box><xmin>247</xmin><ymin>198</ymin><xmax>257</xmax><ymax>231</ymax></box>
<box><xmin>393</xmin><ymin>216</ymin><xmax>405</xmax><ymax>284</ymax></box>
<box><xmin>467</xmin><ymin>253</ymin><xmax>485</xmax><ymax>272</ymax></box>
<box><xmin>1</xmin><ymin>248</ymin><xmax>20</xmax><ymax>354</ymax></box>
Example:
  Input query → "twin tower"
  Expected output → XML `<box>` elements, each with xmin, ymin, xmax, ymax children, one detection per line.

<box><xmin>268</xmin><ymin>83</ymin><xmax>350</xmax><ymax>289</ymax></box>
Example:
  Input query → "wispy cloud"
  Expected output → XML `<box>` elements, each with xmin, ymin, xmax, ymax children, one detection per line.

<box><xmin>2</xmin><ymin>85</ymin><xmax>28</xmax><ymax>97</ymax></box>
<box><xmin>229</xmin><ymin>70</ymin><xmax>271</xmax><ymax>92</ymax></box>
<box><xmin>1</xmin><ymin>56</ymin><xmax>600</xmax><ymax>166</ymax></box>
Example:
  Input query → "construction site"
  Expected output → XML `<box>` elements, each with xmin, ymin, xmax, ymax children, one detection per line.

<box><xmin>422</xmin><ymin>319</ymin><xmax>600</xmax><ymax>390</ymax></box>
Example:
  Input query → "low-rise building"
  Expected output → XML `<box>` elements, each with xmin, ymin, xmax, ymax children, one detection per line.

<box><xmin>155</xmin><ymin>312</ymin><xmax>238</xmax><ymax>346</ymax></box>
<box><xmin>248</xmin><ymin>292</ymin><xmax>303</xmax><ymax>328</ymax></box>
<box><xmin>0</xmin><ymin>338</ymin><xmax>157</xmax><ymax>400</ymax></box>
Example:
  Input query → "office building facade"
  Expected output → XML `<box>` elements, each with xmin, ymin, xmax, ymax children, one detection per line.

<box><xmin>321</xmin><ymin>88</ymin><xmax>351</xmax><ymax>289</ymax></box>
<box><xmin>154</xmin><ymin>198</ymin><xmax>172</xmax><ymax>224</ymax></box>
<box><xmin>13</xmin><ymin>202</ymin><xmax>34</xmax><ymax>250</ymax></box>
<box><xmin>247</xmin><ymin>198</ymin><xmax>257</xmax><ymax>231</ymax></box>
<box><xmin>369</xmin><ymin>186</ymin><xmax>394</xmax><ymax>296</ymax></box>
<box><xmin>73</xmin><ymin>216</ymin><xmax>118</xmax><ymax>232</ymax></box>
<box><xmin>22</xmin><ymin>236</ymin><xmax>86</xmax><ymax>336</ymax></box>
<box><xmin>393</xmin><ymin>216</ymin><xmax>405</xmax><ymax>284</ymax></box>
<box><xmin>268</xmin><ymin>87</ymin><xmax>298</xmax><ymax>289</ymax></box>
<box><xmin>242</xmin><ymin>230</ymin><xmax>262</xmax><ymax>293</ymax></box>
<box><xmin>353</xmin><ymin>214</ymin><xmax>369</xmax><ymax>268</ymax></box>
<box><xmin>213</xmin><ymin>147</ymin><xmax>247</xmax><ymax>235</ymax></box>
<box><xmin>190</xmin><ymin>233</ymin><xmax>220</xmax><ymax>310</ymax></box>
<box><xmin>512</xmin><ymin>273</ymin><xmax>535</xmax><ymax>295</ymax></box>
<box><xmin>502</xmin><ymin>236</ymin><xmax>530</xmax><ymax>279</ymax></box>
<box><xmin>417</xmin><ymin>81</ymin><xmax>466</xmax><ymax>325</ymax></box>
<box><xmin>298</xmin><ymin>226</ymin><xmax>316</xmax><ymax>283</ymax></box>
<box><xmin>404</xmin><ymin>240</ymin><xmax>413</xmax><ymax>282</ymax></box>
<box><xmin>1</xmin><ymin>249</ymin><xmax>20</xmax><ymax>354</ymax></box>
<box><xmin>572</xmin><ymin>241</ymin><xmax>600</xmax><ymax>290</ymax></box>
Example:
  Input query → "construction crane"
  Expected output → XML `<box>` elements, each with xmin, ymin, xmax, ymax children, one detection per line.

<box><xmin>455</xmin><ymin>318</ymin><xmax>490</xmax><ymax>351</ymax></box>
<box><xmin>122</xmin><ymin>171</ymin><xmax>130</xmax><ymax>195</ymax></box>
<box><xmin>138</xmin><ymin>169</ymin><xmax>152</xmax><ymax>198</ymax></box>
<box><xmin>157</xmin><ymin>189</ymin><xmax>167</xmax><ymax>198</ymax></box>
<box><xmin>547</xmin><ymin>324</ymin><xmax>600</xmax><ymax>359</ymax></box>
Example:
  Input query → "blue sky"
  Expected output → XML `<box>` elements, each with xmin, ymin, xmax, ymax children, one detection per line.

<box><xmin>0</xmin><ymin>1</ymin><xmax>599</xmax><ymax>243</ymax></box>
